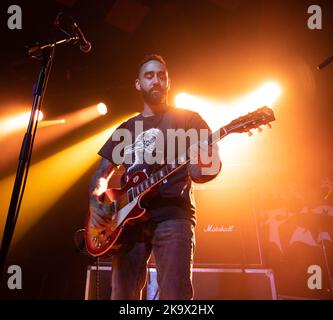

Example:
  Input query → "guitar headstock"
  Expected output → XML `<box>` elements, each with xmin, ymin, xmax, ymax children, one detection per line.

<box><xmin>225</xmin><ymin>106</ymin><xmax>275</xmax><ymax>135</ymax></box>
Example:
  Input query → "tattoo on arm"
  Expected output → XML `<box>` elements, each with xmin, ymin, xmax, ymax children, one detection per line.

<box><xmin>89</xmin><ymin>158</ymin><xmax>115</xmax><ymax>208</ymax></box>
<box><xmin>88</xmin><ymin>159</ymin><xmax>118</xmax><ymax>227</ymax></box>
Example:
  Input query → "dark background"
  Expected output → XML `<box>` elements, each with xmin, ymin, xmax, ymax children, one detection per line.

<box><xmin>0</xmin><ymin>0</ymin><xmax>333</xmax><ymax>299</ymax></box>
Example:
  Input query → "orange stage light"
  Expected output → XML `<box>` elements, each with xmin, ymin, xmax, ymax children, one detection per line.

<box><xmin>174</xmin><ymin>82</ymin><xmax>282</xmax><ymax>185</ymax></box>
<box><xmin>97</xmin><ymin>102</ymin><xmax>108</xmax><ymax>115</ymax></box>
<box><xmin>0</xmin><ymin>114</ymin><xmax>136</xmax><ymax>243</ymax></box>
<box><xmin>0</xmin><ymin>111</ymin><xmax>43</xmax><ymax>138</ymax></box>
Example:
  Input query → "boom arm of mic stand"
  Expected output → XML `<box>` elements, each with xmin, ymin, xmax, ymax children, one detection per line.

<box><xmin>26</xmin><ymin>36</ymin><xmax>79</xmax><ymax>59</ymax></box>
<box><xmin>317</xmin><ymin>55</ymin><xmax>333</xmax><ymax>70</ymax></box>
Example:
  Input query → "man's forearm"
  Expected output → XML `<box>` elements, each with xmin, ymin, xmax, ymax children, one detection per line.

<box><xmin>89</xmin><ymin>159</ymin><xmax>115</xmax><ymax>195</ymax></box>
<box><xmin>89</xmin><ymin>159</ymin><xmax>116</xmax><ymax>227</ymax></box>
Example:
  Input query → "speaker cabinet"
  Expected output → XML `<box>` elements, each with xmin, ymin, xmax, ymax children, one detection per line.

<box><xmin>194</xmin><ymin>186</ymin><xmax>263</xmax><ymax>266</ymax></box>
<box><xmin>85</xmin><ymin>265</ymin><xmax>112</xmax><ymax>300</ymax></box>
<box><xmin>85</xmin><ymin>265</ymin><xmax>277</xmax><ymax>300</ymax></box>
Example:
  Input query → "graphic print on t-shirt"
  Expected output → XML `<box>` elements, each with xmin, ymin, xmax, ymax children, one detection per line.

<box><xmin>124</xmin><ymin>127</ymin><xmax>163</xmax><ymax>173</ymax></box>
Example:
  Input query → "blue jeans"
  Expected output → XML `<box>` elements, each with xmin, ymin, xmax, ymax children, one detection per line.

<box><xmin>110</xmin><ymin>218</ymin><xmax>195</xmax><ymax>300</ymax></box>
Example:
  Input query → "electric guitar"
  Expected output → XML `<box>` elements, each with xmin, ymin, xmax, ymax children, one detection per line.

<box><xmin>85</xmin><ymin>106</ymin><xmax>275</xmax><ymax>257</ymax></box>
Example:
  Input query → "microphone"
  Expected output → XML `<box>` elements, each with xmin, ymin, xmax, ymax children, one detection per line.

<box><xmin>54</xmin><ymin>13</ymin><xmax>92</xmax><ymax>53</ymax></box>
<box><xmin>317</xmin><ymin>56</ymin><xmax>333</xmax><ymax>70</ymax></box>
<box><xmin>71</xmin><ymin>21</ymin><xmax>92</xmax><ymax>53</ymax></box>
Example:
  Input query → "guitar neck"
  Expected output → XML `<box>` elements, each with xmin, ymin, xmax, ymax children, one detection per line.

<box><xmin>128</xmin><ymin>105</ymin><xmax>275</xmax><ymax>201</ymax></box>
<box><xmin>130</xmin><ymin>125</ymin><xmax>229</xmax><ymax>199</ymax></box>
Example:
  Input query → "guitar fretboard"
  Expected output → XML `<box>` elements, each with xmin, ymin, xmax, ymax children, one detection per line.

<box><xmin>131</xmin><ymin>163</ymin><xmax>180</xmax><ymax>199</ymax></box>
<box><xmin>128</xmin><ymin>127</ymin><xmax>228</xmax><ymax>202</ymax></box>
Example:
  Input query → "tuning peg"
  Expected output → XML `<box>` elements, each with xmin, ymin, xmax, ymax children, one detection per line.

<box><xmin>267</xmin><ymin>123</ymin><xmax>272</xmax><ymax>129</ymax></box>
<box><xmin>257</xmin><ymin>127</ymin><xmax>263</xmax><ymax>133</ymax></box>
<box><xmin>248</xmin><ymin>131</ymin><xmax>253</xmax><ymax>137</ymax></box>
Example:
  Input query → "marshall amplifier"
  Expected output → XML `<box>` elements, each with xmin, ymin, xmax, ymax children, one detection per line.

<box><xmin>85</xmin><ymin>264</ymin><xmax>277</xmax><ymax>300</ymax></box>
<box><xmin>193</xmin><ymin>185</ymin><xmax>263</xmax><ymax>266</ymax></box>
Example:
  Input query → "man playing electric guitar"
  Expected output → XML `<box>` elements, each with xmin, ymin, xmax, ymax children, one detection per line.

<box><xmin>89</xmin><ymin>54</ymin><xmax>222</xmax><ymax>300</ymax></box>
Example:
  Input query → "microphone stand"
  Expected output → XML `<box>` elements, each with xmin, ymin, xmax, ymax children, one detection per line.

<box><xmin>317</xmin><ymin>55</ymin><xmax>333</xmax><ymax>70</ymax></box>
<box><xmin>0</xmin><ymin>36</ymin><xmax>78</xmax><ymax>279</ymax></box>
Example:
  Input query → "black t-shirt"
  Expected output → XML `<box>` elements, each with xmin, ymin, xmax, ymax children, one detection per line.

<box><xmin>98</xmin><ymin>106</ymin><xmax>214</xmax><ymax>225</ymax></box>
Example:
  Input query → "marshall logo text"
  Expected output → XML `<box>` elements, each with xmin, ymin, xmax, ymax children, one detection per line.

<box><xmin>203</xmin><ymin>224</ymin><xmax>235</xmax><ymax>233</ymax></box>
